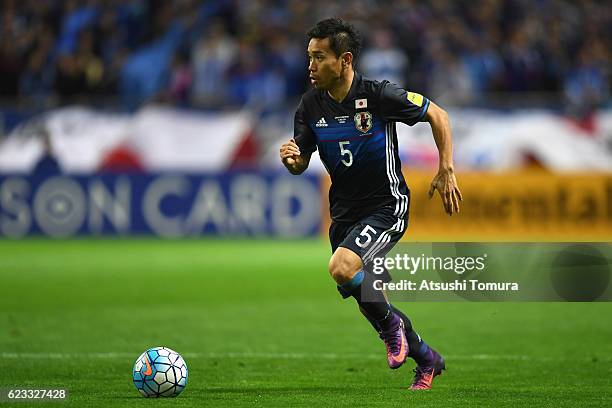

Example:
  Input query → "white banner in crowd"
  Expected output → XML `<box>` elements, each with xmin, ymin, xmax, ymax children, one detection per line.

<box><xmin>449</xmin><ymin>109</ymin><xmax>612</xmax><ymax>171</ymax></box>
<box><xmin>129</xmin><ymin>106</ymin><xmax>252</xmax><ymax>171</ymax></box>
<box><xmin>1</xmin><ymin>106</ymin><xmax>612</xmax><ymax>173</ymax></box>
<box><xmin>0</xmin><ymin>105</ymin><xmax>252</xmax><ymax>173</ymax></box>
<box><xmin>0</xmin><ymin>107</ymin><xmax>129</xmax><ymax>172</ymax></box>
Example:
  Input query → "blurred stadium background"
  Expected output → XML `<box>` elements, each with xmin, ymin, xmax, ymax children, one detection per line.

<box><xmin>0</xmin><ymin>1</ymin><xmax>611</xmax><ymax>406</ymax></box>
<box><xmin>0</xmin><ymin>0</ymin><xmax>610</xmax><ymax>240</ymax></box>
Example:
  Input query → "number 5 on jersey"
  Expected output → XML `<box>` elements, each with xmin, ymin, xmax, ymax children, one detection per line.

<box><xmin>339</xmin><ymin>141</ymin><xmax>353</xmax><ymax>167</ymax></box>
<box><xmin>355</xmin><ymin>225</ymin><xmax>378</xmax><ymax>248</ymax></box>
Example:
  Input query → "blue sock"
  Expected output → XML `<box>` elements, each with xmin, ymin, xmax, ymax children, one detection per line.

<box><xmin>337</xmin><ymin>271</ymin><xmax>364</xmax><ymax>299</ymax></box>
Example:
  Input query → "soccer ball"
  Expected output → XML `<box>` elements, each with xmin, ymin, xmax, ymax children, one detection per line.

<box><xmin>132</xmin><ymin>346</ymin><xmax>188</xmax><ymax>397</ymax></box>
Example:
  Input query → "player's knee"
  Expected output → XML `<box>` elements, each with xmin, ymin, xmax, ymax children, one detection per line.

<box><xmin>328</xmin><ymin>257</ymin><xmax>355</xmax><ymax>284</ymax></box>
<box><xmin>328</xmin><ymin>250</ymin><xmax>361</xmax><ymax>284</ymax></box>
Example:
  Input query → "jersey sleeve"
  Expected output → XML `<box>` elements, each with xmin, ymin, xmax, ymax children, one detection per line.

<box><xmin>293</xmin><ymin>99</ymin><xmax>317</xmax><ymax>154</ymax></box>
<box><xmin>379</xmin><ymin>81</ymin><xmax>430</xmax><ymax>126</ymax></box>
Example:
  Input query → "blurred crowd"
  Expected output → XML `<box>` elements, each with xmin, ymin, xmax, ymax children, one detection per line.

<box><xmin>0</xmin><ymin>0</ymin><xmax>609</xmax><ymax>112</ymax></box>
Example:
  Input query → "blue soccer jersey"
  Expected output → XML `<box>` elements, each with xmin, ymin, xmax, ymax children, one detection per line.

<box><xmin>294</xmin><ymin>72</ymin><xmax>430</xmax><ymax>223</ymax></box>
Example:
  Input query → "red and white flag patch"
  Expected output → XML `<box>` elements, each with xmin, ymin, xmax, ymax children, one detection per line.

<box><xmin>355</xmin><ymin>98</ymin><xmax>367</xmax><ymax>109</ymax></box>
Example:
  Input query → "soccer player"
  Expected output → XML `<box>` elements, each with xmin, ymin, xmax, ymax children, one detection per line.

<box><xmin>279</xmin><ymin>18</ymin><xmax>462</xmax><ymax>390</ymax></box>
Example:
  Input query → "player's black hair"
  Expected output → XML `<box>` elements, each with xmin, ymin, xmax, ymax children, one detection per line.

<box><xmin>307</xmin><ymin>18</ymin><xmax>362</xmax><ymax>62</ymax></box>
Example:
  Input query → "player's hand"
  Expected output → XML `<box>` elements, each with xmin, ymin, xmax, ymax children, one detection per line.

<box><xmin>279</xmin><ymin>138</ymin><xmax>301</xmax><ymax>165</ymax></box>
<box><xmin>428</xmin><ymin>167</ymin><xmax>463</xmax><ymax>215</ymax></box>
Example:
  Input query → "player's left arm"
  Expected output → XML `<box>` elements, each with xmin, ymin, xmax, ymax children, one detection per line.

<box><xmin>379</xmin><ymin>81</ymin><xmax>462</xmax><ymax>215</ymax></box>
<box><xmin>425</xmin><ymin>101</ymin><xmax>462</xmax><ymax>215</ymax></box>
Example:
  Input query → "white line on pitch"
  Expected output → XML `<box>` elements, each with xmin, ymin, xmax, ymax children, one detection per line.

<box><xmin>0</xmin><ymin>352</ymin><xmax>608</xmax><ymax>362</ymax></box>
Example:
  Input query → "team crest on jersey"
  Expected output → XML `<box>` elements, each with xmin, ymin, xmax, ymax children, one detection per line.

<box><xmin>354</xmin><ymin>111</ymin><xmax>372</xmax><ymax>133</ymax></box>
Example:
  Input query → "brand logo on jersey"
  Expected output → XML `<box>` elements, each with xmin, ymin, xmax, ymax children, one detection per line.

<box><xmin>355</xmin><ymin>98</ymin><xmax>368</xmax><ymax>109</ymax></box>
<box><xmin>354</xmin><ymin>111</ymin><xmax>372</xmax><ymax>133</ymax></box>
<box><xmin>316</xmin><ymin>117</ymin><xmax>328</xmax><ymax>127</ymax></box>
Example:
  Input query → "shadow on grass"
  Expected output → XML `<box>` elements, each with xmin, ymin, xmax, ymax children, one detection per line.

<box><xmin>112</xmin><ymin>386</ymin><xmax>384</xmax><ymax>399</ymax></box>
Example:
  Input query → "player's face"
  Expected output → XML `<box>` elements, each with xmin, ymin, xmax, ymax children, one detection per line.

<box><xmin>307</xmin><ymin>38</ymin><xmax>344</xmax><ymax>90</ymax></box>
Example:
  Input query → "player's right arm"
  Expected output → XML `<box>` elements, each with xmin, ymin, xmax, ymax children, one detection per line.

<box><xmin>280</xmin><ymin>139</ymin><xmax>312</xmax><ymax>175</ymax></box>
<box><xmin>281</xmin><ymin>98</ymin><xmax>317</xmax><ymax>175</ymax></box>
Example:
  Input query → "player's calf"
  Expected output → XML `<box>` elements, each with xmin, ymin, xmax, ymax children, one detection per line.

<box><xmin>330</xmin><ymin>248</ymin><xmax>408</xmax><ymax>369</ymax></box>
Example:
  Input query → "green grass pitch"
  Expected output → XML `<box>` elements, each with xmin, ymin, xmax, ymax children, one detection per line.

<box><xmin>0</xmin><ymin>239</ymin><xmax>611</xmax><ymax>407</ymax></box>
